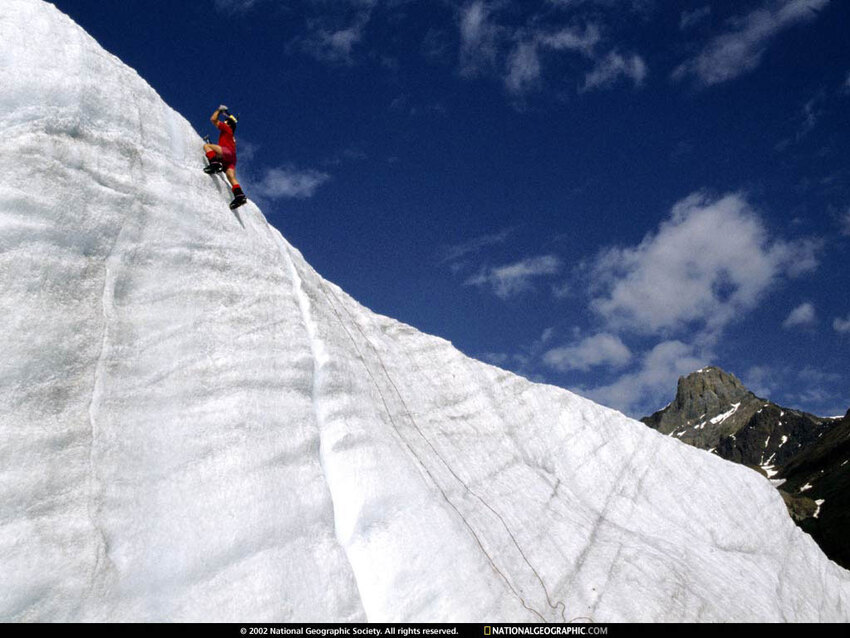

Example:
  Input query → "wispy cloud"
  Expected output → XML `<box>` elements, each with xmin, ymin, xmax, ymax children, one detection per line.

<box><xmin>302</xmin><ymin>20</ymin><xmax>368</xmax><ymax>63</ymax></box>
<box><xmin>538</xmin><ymin>24</ymin><xmax>601</xmax><ymax>56</ymax></box>
<box><xmin>581</xmin><ymin>340</ymin><xmax>708</xmax><ymax>416</ymax></box>
<box><xmin>454</xmin><ymin>2</ymin><xmax>645</xmax><ymax>97</ymax></box>
<box><xmin>214</xmin><ymin>0</ymin><xmax>262</xmax><ymax>13</ymax></box>
<box><xmin>746</xmin><ymin>364</ymin><xmax>846</xmax><ymax>416</ymax></box>
<box><xmin>479</xmin><ymin>327</ymin><xmax>556</xmax><ymax>383</ymax></box>
<box><xmin>221</xmin><ymin>0</ymin><xmax>649</xmax><ymax>100</ymax></box>
<box><xmin>798</xmin><ymin>91</ymin><xmax>825</xmax><ymax>139</ymax></box>
<box><xmin>834</xmin><ymin>314</ymin><xmax>850</xmax><ymax>333</ymax></box>
<box><xmin>232</xmin><ymin>140</ymin><xmax>259</xmax><ymax>164</ymax></box>
<box><xmin>680</xmin><ymin>6</ymin><xmax>711</xmax><ymax>31</ymax></box>
<box><xmin>551</xmin><ymin>281</ymin><xmax>571</xmax><ymax>299</ymax></box>
<box><xmin>505</xmin><ymin>40</ymin><xmax>543</xmax><ymax>94</ymax></box>
<box><xmin>745</xmin><ymin>365</ymin><xmax>777</xmax><ymax>398</ymax></box>
<box><xmin>783</xmin><ymin>302</ymin><xmax>817</xmax><ymax>328</ymax></box>
<box><xmin>589</xmin><ymin>192</ymin><xmax>819</xmax><ymax>337</ymax></box>
<box><xmin>582</xmin><ymin>50</ymin><xmax>647</xmax><ymax>92</ymax></box>
<box><xmin>542</xmin><ymin>333</ymin><xmax>632</xmax><ymax>372</ymax></box>
<box><xmin>458</xmin><ymin>0</ymin><xmax>502</xmax><ymax>78</ymax></box>
<box><xmin>466</xmin><ymin>255</ymin><xmax>562</xmax><ymax>299</ymax></box>
<box><xmin>505</xmin><ymin>24</ymin><xmax>601</xmax><ymax>95</ymax></box>
<box><xmin>775</xmin><ymin>90</ymin><xmax>827</xmax><ymax>150</ymax></box>
<box><xmin>298</xmin><ymin>1</ymin><xmax>378</xmax><ymax>64</ymax></box>
<box><xmin>439</xmin><ymin>227</ymin><xmax>516</xmax><ymax>269</ymax></box>
<box><xmin>252</xmin><ymin>165</ymin><xmax>331</xmax><ymax>200</ymax></box>
<box><xmin>223</xmin><ymin>0</ymin><xmax>380</xmax><ymax>65</ymax></box>
<box><xmin>674</xmin><ymin>0</ymin><xmax>830</xmax><ymax>87</ymax></box>
<box><xmin>546</xmin><ymin>0</ymin><xmax>654</xmax><ymax>12</ymax></box>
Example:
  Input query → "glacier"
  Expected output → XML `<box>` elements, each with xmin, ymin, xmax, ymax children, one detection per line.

<box><xmin>1</xmin><ymin>0</ymin><xmax>849</xmax><ymax>623</ymax></box>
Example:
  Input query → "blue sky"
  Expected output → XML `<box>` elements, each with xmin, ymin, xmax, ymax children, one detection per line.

<box><xmin>53</xmin><ymin>0</ymin><xmax>850</xmax><ymax>418</ymax></box>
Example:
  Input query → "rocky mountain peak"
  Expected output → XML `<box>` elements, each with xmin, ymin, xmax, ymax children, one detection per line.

<box><xmin>672</xmin><ymin>366</ymin><xmax>755</xmax><ymax>421</ymax></box>
<box><xmin>641</xmin><ymin>365</ymin><xmax>764</xmax><ymax>442</ymax></box>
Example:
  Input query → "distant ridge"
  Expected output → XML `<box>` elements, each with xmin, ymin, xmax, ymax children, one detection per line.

<box><xmin>643</xmin><ymin>367</ymin><xmax>850</xmax><ymax>569</ymax></box>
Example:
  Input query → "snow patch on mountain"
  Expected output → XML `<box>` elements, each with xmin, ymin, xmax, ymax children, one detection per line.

<box><xmin>711</xmin><ymin>402</ymin><xmax>741</xmax><ymax>425</ymax></box>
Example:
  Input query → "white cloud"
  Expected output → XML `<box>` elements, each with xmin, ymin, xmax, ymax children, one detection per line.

<box><xmin>589</xmin><ymin>192</ymin><xmax>819</xmax><ymax>336</ymax></box>
<box><xmin>782</xmin><ymin>302</ymin><xmax>816</xmax><ymax>328</ymax></box>
<box><xmin>459</xmin><ymin>1</ymin><xmax>501</xmax><ymax>78</ymax></box>
<box><xmin>317</xmin><ymin>23</ymin><xmax>365</xmax><ymax>61</ymax></box>
<box><xmin>543</xmin><ymin>333</ymin><xmax>632</xmax><ymax>372</ymax></box>
<box><xmin>439</xmin><ymin>227</ymin><xmax>515</xmax><ymax>271</ymax></box>
<box><xmin>505</xmin><ymin>24</ymin><xmax>602</xmax><ymax>95</ymax></box>
<box><xmin>582</xmin><ymin>51</ymin><xmax>647</xmax><ymax>92</ymax></box>
<box><xmin>673</xmin><ymin>0</ymin><xmax>830</xmax><ymax>87</ymax></box>
<box><xmin>455</xmin><ymin>4</ymin><xmax>644</xmax><ymax>97</ymax></box>
<box><xmin>223</xmin><ymin>1</ymin><xmax>647</xmax><ymax>100</ymax></box>
<box><xmin>797</xmin><ymin>365</ymin><xmax>841</xmax><ymax>386</ymax></box>
<box><xmin>466</xmin><ymin>255</ymin><xmax>562</xmax><ymax>299</ymax></box>
<box><xmin>582</xmin><ymin>341</ymin><xmax>707</xmax><ymax>416</ymax></box>
<box><xmin>784</xmin><ymin>237</ymin><xmax>821</xmax><ymax>276</ymax></box>
<box><xmin>834</xmin><ymin>314</ymin><xmax>850</xmax><ymax>333</ymax></box>
<box><xmin>252</xmin><ymin>166</ymin><xmax>331</xmax><ymax>200</ymax></box>
<box><xmin>539</xmin><ymin>25</ymin><xmax>601</xmax><ymax>56</ymax></box>
<box><xmin>300</xmin><ymin>8</ymin><xmax>374</xmax><ymax>64</ymax></box>
<box><xmin>680</xmin><ymin>6</ymin><xmax>711</xmax><ymax>30</ymax></box>
<box><xmin>260</xmin><ymin>0</ymin><xmax>381</xmax><ymax>64</ymax></box>
<box><xmin>505</xmin><ymin>40</ymin><xmax>542</xmax><ymax>94</ymax></box>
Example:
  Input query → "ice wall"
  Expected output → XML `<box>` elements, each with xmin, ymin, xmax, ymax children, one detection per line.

<box><xmin>1</xmin><ymin>0</ymin><xmax>848</xmax><ymax>623</ymax></box>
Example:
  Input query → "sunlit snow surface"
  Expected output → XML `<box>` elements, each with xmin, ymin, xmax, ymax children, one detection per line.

<box><xmin>1</xmin><ymin>0</ymin><xmax>849</xmax><ymax>623</ymax></box>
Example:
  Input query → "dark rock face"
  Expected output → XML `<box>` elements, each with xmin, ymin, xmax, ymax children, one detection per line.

<box><xmin>780</xmin><ymin>411</ymin><xmax>850</xmax><ymax>570</ymax></box>
<box><xmin>643</xmin><ymin>367</ymin><xmax>767</xmax><ymax>451</ymax></box>
<box><xmin>714</xmin><ymin>403</ymin><xmax>829</xmax><ymax>469</ymax></box>
<box><xmin>781</xmin><ymin>491</ymin><xmax>819</xmax><ymax>522</ymax></box>
<box><xmin>662</xmin><ymin>367</ymin><xmax>751</xmax><ymax>422</ymax></box>
<box><xmin>643</xmin><ymin>370</ymin><xmax>849</xmax><ymax>570</ymax></box>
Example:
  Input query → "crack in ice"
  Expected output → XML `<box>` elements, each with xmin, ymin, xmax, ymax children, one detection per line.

<box><xmin>317</xmin><ymin>280</ymin><xmax>566</xmax><ymax>623</ymax></box>
<box><xmin>283</xmin><ymin>246</ymin><xmax>367</xmax><ymax>619</ymax></box>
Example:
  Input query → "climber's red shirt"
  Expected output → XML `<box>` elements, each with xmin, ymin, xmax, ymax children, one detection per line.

<box><xmin>216</xmin><ymin>121</ymin><xmax>236</xmax><ymax>153</ymax></box>
<box><xmin>216</xmin><ymin>121</ymin><xmax>237</xmax><ymax>169</ymax></box>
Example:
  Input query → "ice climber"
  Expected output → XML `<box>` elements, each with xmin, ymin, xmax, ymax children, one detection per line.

<box><xmin>203</xmin><ymin>105</ymin><xmax>247</xmax><ymax>209</ymax></box>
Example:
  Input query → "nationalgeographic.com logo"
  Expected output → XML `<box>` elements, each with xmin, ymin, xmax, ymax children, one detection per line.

<box><xmin>484</xmin><ymin>627</ymin><xmax>608</xmax><ymax>636</ymax></box>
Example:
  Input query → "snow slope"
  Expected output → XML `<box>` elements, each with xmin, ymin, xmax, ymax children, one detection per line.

<box><xmin>1</xmin><ymin>0</ymin><xmax>849</xmax><ymax>623</ymax></box>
